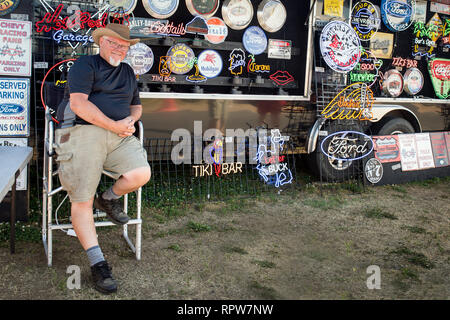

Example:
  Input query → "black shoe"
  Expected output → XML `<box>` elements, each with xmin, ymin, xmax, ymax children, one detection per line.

<box><xmin>90</xmin><ymin>260</ymin><xmax>117</xmax><ymax>294</ymax></box>
<box><xmin>94</xmin><ymin>194</ymin><xmax>130</xmax><ymax>225</ymax></box>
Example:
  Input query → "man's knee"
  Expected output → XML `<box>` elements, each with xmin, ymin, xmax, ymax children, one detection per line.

<box><xmin>123</xmin><ymin>166</ymin><xmax>151</xmax><ymax>187</ymax></box>
<box><xmin>71</xmin><ymin>199</ymin><xmax>94</xmax><ymax>212</ymax></box>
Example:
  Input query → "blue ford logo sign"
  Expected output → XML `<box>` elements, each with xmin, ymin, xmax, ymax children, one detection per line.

<box><xmin>381</xmin><ymin>0</ymin><xmax>415</xmax><ymax>32</ymax></box>
<box><xmin>0</xmin><ymin>103</ymin><xmax>24</xmax><ymax>114</ymax></box>
<box><xmin>320</xmin><ymin>130</ymin><xmax>374</xmax><ymax>161</ymax></box>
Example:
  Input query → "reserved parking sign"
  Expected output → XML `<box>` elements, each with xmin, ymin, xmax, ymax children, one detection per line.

<box><xmin>0</xmin><ymin>78</ymin><xmax>30</xmax><ymax>137</ymax></box>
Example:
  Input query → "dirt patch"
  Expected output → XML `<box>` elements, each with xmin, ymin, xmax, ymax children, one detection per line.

<box><xmin>0</xmin><ymin>180</ymin><xmax>449</xmax><ymax>299</ymax></box>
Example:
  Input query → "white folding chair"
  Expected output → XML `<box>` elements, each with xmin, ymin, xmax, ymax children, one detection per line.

<box><xmin>42</xmin><ymin>108</ymin><xmax>143</xmax><ymax>267</ymax></box>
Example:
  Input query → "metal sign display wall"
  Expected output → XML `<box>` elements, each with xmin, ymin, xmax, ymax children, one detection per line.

<box><xmin>268</xmin><ymin>39</ymin><xmax>291</xmax><ymax>60</ymax></box>
<box><xmin>167</xmin><ymin>43</ymin><xmax>195</xmax><ymax>75</ymax></box>
<box><xmin>320</xmin><ymin>21</ymin><xmax>361</xmax><ymax>73</ymax></box>
<box><xmin>351</xmin><ymin>1</ymin><xmax>380</xmax><ymax>41</ymax></box>
<box><xmin>429</xmin><ymin>58</ymin><xmax>450</xmax><ymax>99</ymax></box>
<box><xmin>320</xmin><ymin>131</ymin><xmax>374</xmax><ymax>162</ymax></box>
<box><xmin>197</xmin><ymin>49</ymin><xmax>222</xmax><ymax>78</ymax></box>
<box><xmin>222</xmin><ymin>0</ymin><xmax>253</xmax><ymax>30</ymax></box>
<box><xmin>143</xmin><ymin>0</ymin><xmax>179</xmax><ymax>19</ymax></box>
<box><xmin>124</xmin><ymin>43</ymin><xmax>154</xmax><ymax>76</ymax></box>
<box><xmin>257</xmin><ymin>0</ymin><xmax>287</xmax><ymax>33</ymax></box>
<box><xmin>0</xmin><ymin>0</ymin><xmax>20</xmax><ymax>16</ymax></box>
<box><xmin>0</xmin><ymin>19</ymin><xmax>32</xmax><ymax>77</ymax></box>
<box><xmin>186</xmin><ymin>0</ymin><xmax>219</xmax><ymax>18</ymax></box>
<box><xmin>242</xmin><ymin>26</ymin><xmax>267</xmax><ymax>56</ymax></box>
<box><xmin>382</xmin><ymin>69</ymin><xmax>404</xmax><ymax>97</ymax></box>
<box><xmin>109</xmin><ymin>0</ymin><xmax>137</xmax><ymax>15</ymax></box>
<box><xmin>204</xmin><ymin>17</ymin><xmax>227</xmax><ymax>44</ymax></box>
<box><xmin>0</xmin><ymin>78</ymin><xmax>30</xmax><ymax>137</ymax></box>
<box><xmin>381</xmin><ymin>0</ymin><xmax>415</xmax><ymax>32</ymax></box>
<box><xmin>403</xmin><ymin>67</ymin><xmax>423</xmax><ymax>95</ymax></box>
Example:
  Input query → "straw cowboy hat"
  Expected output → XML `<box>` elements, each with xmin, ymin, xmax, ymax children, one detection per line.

<box><xmin>92</xmin><ymin>23</ymin><xmax>140</xmax><ymax>46</ymax></box>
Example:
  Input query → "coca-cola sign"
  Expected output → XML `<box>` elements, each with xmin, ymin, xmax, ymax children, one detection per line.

<box><xmin>429</xmin><ymin>58</ymin><xmax>450</xmax><ymax>99</ymax></box>
<box><xmin>320</xmin><ymin>131</ymin><xmax>374</xmax><ymax>161</ymax></box>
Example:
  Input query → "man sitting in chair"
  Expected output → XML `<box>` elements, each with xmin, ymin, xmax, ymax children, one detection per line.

<box><xmin>55</xmin><ymin>23</ymin><xmax>151</xmax><ymax>294</ymax></box>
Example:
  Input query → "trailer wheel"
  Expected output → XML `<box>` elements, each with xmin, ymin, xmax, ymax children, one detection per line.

<box><xmin>307</xmin><ymin>122</ymin><xmax>364</xmax><ymax>182</ymax></box>
<box><xmin>374</xmin><ymin>117</ymin><xmax>415</xmax><ymax>135</ymax></box>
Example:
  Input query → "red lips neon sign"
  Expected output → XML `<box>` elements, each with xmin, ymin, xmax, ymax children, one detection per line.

<box><xmin>269</xmin><ymin>71</ymin><xmax>294</xmax><ymax>86</ymax></box>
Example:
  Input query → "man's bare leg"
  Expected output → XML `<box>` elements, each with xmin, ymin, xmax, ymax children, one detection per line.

<box><xmin>110</xmin><ymin>166</ymin><xmax>151</xmax><ymax>196</ymax></box>
<box><xmin>71</xmin><ymin>198</ymin><xmax>98</xmax><ymax>250</ymax></box>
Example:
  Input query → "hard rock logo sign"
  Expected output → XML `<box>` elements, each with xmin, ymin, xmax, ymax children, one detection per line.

<box><xmin>320</xmin><ymin>21</ymin><xmax>361</xmax><ymax>73</ymax></box>
<box><xmin>321</xmin><ymin>82</ymin><xmax>375</xmax><ymax>121</ymax></box>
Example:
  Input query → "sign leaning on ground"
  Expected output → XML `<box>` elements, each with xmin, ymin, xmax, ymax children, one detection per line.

<box><xmin>0</xmin><ymin>78</ymin><xmax>30</xmax><ymax>137</ymax></box>
<box><xmin>0</xmin><ymin>19</ymin><xmax>32</xmax><ymax>77</ymax></box>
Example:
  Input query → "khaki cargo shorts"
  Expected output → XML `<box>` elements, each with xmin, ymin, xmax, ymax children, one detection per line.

<box><xmin>54</xmin><ymin>125</ymin><xmax>149</xmax><ymax>203</ymax></box>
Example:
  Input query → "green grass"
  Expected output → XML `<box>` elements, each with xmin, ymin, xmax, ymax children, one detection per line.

<box><xmin>401</xmin><ymin>225</ymin><xmax>426</xmax><ymax>234</ymax></box>
<box><xmin>252</xmin><ymin>260</ymin><xmax>276</xmax><ymax>268</ymax></box>
<box><xmin>167</xmin><ymin>244</ymin><xmax>182</xmax><ymax>252</ymax></box>
<box><xmin>391</xmin><ymin>246</ymin><xmax>435</xmax><ymax>269</ymax></box>
<box><xmin>223</xmin><ymin>246</ymin><xmax>248</xmax><ymax>255</ymax></box>
<box><xmin>363</xmin><ymin>207</ymin><xmax>397</xmax><ymax>220</ymax></box>
<box><xmin>187</xmin><ymin>221</ymin><xmax>211</xmax><ymax>232</ymax></box>
<box><xmin>303</xmin><ymin>195</ymin><xmax>346</xmax><ymax>210</ymax></box>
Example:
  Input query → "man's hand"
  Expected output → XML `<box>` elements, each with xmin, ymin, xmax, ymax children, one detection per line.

<box><xmin>114</xmin><ymin>117</ymin><xmax>136</xmax><ymax>137</ymax></box>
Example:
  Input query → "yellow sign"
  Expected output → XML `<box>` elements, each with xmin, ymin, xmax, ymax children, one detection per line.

<box><xmin>324</xmin><ymin>0</ymin><xmax>344</xmax><ymax>17</ymax></box>
<box><xmin>321</xmin><ymin>82</ymin><xmax>375</xmax><ymax>121</ymax></box>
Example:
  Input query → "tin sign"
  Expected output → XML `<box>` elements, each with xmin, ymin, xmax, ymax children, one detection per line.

<box><xmin>124</xmin><ymin>43</ymin><xmax>154</xmax><ymax>76</ymax></box>
<box><xmin>0</xmin><ymin>19</ymin><xmax>32</xmax><ymax>77</ymax></box>
<box><xmin>381</xmin><ymin>0</ymin><xmax>415</xmax><ymax>32</ymax></box>
<box><xmin>429</xmin><ymin>58</ymin><xmax>450</xmax><ymax>99</ymax></box>
<box><xmin>222</xmin><ymin>0</ymin><xmax>253</xmax><ymax>30</ymax></box>
<box><xmin>109</xmin><ymin>0</ymin><xmax>138</xmax><ymax>15</ymax></box>
<box><xmin>243</xmin><ymin>26</ymin><xmax>267</xmax><ymax>55</ymax></box>
<box><xmin>320</xmin><ymin>21</ymin><xmax>361</xmax><ymax>73</ymax></box>
<box><xmin>403</xmin><ymin>67</ymin><xmax>423</xmax><ymax>95</ymax></box>
<box><xmin>365</xmin><ymin>158</ymin><xmax>383</xmax><ymax>184</ymax></box>
<box><xmin>0</xmin><ymin>0</ymin><xmax>20</xmax><ymax>16</ymax></box>
<box><xmin>186</xmin><ymin>0</ymin><xmax>219</xmax><ymax>18</ymax></box>
<box><xmin>430</xmin><ymin>1</ymin><xmax>450</xmax><ymax>15</ymax></box>
<box><xmin>167</xmin><ymin>43</ymin><xmax>195</xmax><ymax>75</ymax></box>
<box><xmin>268</xmin><ymin>39</ymin><xmax>291</xmax><ymax>60</ymax></box>
<box><xmin>0</xmin><ymin>78</ymin><xmax>29</xmax><ymax>137</ymax></box>
<box><xmin>143</xmin><ymin>0</ymin><xmax>179</xmax><ymax>19</ymax></box>
<box><xmin>257</xmin><ymin>0</ymin><xmax>287</xmax><ymax>33</ymax></box>
<box><xmin>204</xmin><ymin>17</ymin><xmax>228</xmax><ymax>44</ymax></box>
<box><xmin>198</xmin><ymin>50</ymin><xmax>223</xmax><ymax>78</ymax></box>
<box><xmin>0</xmin><ymin>137</ymin><xmax>27</xmax><ymax>190</ymax></box>
<box><xmin>382</xmin><ymin>69</ymin><xmax>404</xmax><ymax>97</ymax></box>
<box><xmin>351</xmin><ymin>1</ymin><xmax>380</xmax><ymax>41</ymax></box>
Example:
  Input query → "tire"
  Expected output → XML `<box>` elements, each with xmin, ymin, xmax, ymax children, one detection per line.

<box><xmin>307</xmin><ymin>121</ymin><xmax>364</xmax><ymax>182</ymax></box>
<box><xmin>374</xmin><ymin>117</ymin><xmax>415</xmax><ymax>135</ymax></box>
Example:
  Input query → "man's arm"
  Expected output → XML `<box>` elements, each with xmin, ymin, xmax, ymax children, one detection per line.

<box><xmin>127</xmin><ymin>104</ymin><xmax>142</xmax><ymax>123</ymax></box>
<box><xmin>70</xmin><ymin>93</ymin><xmax>135</xmax><ymax>137</ymax></box>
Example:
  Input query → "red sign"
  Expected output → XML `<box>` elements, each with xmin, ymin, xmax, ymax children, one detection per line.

<box><xmin>430</xmin><ymin>58</ymin><xmax>450</xmax><ymax>81</ymax></box>
<box><xmin>35</xmin><ymin>4</ymin><xmax>108</xmax><ymax>33</ymax></box>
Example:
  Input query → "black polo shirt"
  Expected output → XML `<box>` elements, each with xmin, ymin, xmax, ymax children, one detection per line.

<box><xmin>64</xmin><ymin>54</ymin><xmax>141</xmax><ymax>125</ymax></box>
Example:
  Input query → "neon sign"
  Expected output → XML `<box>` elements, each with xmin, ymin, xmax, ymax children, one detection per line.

<box><xmin>412</xmin><ymin>20</ymin><xmax>442</xmax><ymax>58</ymax></box>
<box><xmin>247</xmin><ymin>54</ymin><xmax>270</xmax><ymax>73</ymax></box>
<box><xmin>52</xmin><ymin>30</ymin><xmax>93</xmax><ymax>46</ymax></box>
<box><xmin>228</xmin><ymin>48</ymin><xmax>245</xmax><ymax>76</ymax></box>
<box><xmin>320</xmin><ymin>131</ymin><xmax>374</xmax><ymax>162</ymax></box>
<box><xmin>269</xmin><ymin>70</ymin><xmax>294</xmax><ymax>86</ymax></box>
<box><xmin>429</xmin><ymin>58</ymin><xmax>450</xmax><ymax>99</ymax></box>
<box><xmin>349</xmin><ymin>49</ymin><xmax>382</xmax><ymax>87</ymax></box>
<box><xmin>321</xmin><ymin>82</ymin><xmax>374</xmax><ymax>121</ymax></box>
<box><xmin>192</xmin><ymin>162</ymin><xmax>243</xmax><ymax>177</ymax></box>
<box><xmin>392</xmin><ymin>57</ymin><xmax>418</xmax><ymax>69</ymax></box>
<box><xmin>254</xmin><ymin>129</ymin><xmax>293</xmax><ymax>188</ymax></box>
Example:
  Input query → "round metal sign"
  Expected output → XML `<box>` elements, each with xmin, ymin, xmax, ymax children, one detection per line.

<box><xmin>365</xmin><ymin>158</ymin><xmax>383</xmax><ymax>184</ymax></box>
<box><xmin>198</xmin><ymin>50</ymin><xmax>223</xmax><ymax>78</ymax></box>
<box><xmin>186</xmin><ymin>0</ymin><xmax>220</xmax><ymax>18</ymax></box>
<box><xmin>381</xmin><ymin>0</ymin><xmax>415</xmax><ymax>32</ymax></box>
<box><xmin>108</xmin><ymin>0</ymin><xmax>138</xmax><ymax>15</ymax></box>
<box><xmin>243</xmin><ymin>26</ymin><xmax>267</xmax><ymax>55</ymax></box>
<box><xmin>382</xmin><ymin>69</ymin><xmax>404</xmax><ymax>97</ymax></box>
<box><xmin>351</xmin><ymin>1</ymin><xmax>380</xmax><ymax>41</ymax></box>
<box><xmin>167</xmin><ymin>43</ymin><xmax>195</xmax><ymax>74</ymax></box>
<box><xmin>124</xmin><ymin>43</ymin><xmax>154</xmax><ymax>75</ymax></box>
<box><xmin>320</xmin><ymin>21</ymin><xmax>361</xmax><ymax>73</ymax></box>
<box><xmin>142</xmin><ymin>0</ymin><xmax>179</xmax><ymax>19</ymax></box>
<box><xmin>222</xmin><ymin>0</ymin><xmax>254</xmax><ymax>31</ymax></box>
<box><xmin>257</xmin><ymin>0</ymin><xmax>287</xmax><ymax>33</ymax></box>
<box><xmin>204</xmin><ymin>17</ymin><xmax>228</xmax><ymax>44</ymax></box>
<box><xmin>0</xmin><ymin>0</ymin><xmax>20</xmax><ymax>16</ymax></box>
<box><xmin>404</xmin><ymin>67</ymin><xmax>423</xmax><ymax>95</ymax></box>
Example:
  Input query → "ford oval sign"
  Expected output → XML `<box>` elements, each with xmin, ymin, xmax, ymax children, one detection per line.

<box><xmin>320</xmin><ymin>130</ymin><xmax>374</xmax><ymax>161</ymax></box>
<box><xmin>0</xmin><ymin>104</ymin><xmax>25</xmax><ymax>114</ymax></box>
<box><xmin>381</xmin><ymin>0</ymin><xmax>415</xmax><ymax>32</ymax></box>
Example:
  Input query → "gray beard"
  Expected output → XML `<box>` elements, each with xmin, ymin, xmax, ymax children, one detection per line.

<box><xmin>109</xmin><ymin>56</ymin><xmax>121</xmax><ymax>67</ymax></box>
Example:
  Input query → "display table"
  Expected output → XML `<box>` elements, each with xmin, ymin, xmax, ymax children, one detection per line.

<box><xmin>0</xmin><ymin>146</ymin><xmax>33</xmax><ymax>253</ymax></box>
